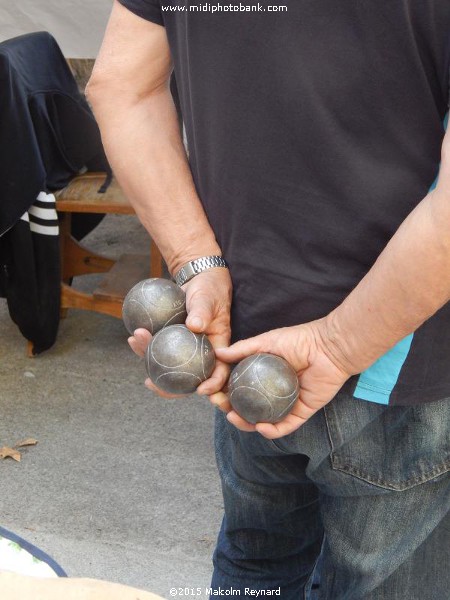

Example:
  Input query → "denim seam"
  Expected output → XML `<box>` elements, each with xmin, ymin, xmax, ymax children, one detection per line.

<box><xmin>303</xmin><ymin>534</ymin><xmax>325</xmax><ymax>600</ymax></box>
<box><xmin>330</xmin><ymin>458</ymin><xmax>450</xmax><ymax>491</ymax></box>
<box><xmin>267</xmin><ymin>439</ymin><xmax>292</xmax><ymax>455</ymax></box>
<box><xmin>323</xmin><ymin>405</ymin><xmax>335</xmax><ymax>454</ymax></box>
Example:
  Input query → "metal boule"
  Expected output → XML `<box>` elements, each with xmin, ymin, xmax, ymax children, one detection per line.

<box><xmin>122</xmin><ymin>278</ymin><xmax>187</xmax><ymax>335</ymax></box>
<box><xmin>145</xmin><ymin>325</ymin><xmax>216</xmax><ymax>394</ymax></box>
<box><xmin>228</xmin><ymin>353</ymin><xmax>299</xmax><ymax>424</ymax></box>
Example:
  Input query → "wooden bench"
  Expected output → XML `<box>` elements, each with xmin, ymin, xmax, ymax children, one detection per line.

<box><xmin>55</xmin><ymin>172</ymin><xmax>163</xmax><ymax>320</ymax></box>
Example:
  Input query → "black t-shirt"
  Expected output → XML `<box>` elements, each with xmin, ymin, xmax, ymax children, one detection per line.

<box><xmin>118</xmin><ymin>0</ymin><xmax>450</xmax><ymax>406</ymax></box>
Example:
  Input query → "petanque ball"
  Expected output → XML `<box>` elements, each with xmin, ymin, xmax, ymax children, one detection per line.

<box><xmin>145</xmin><ymin>325</ymin><xmax>216</xmax><ymax>394</ymax></box>
<box><xmin>122</xmin><ymin>278</ymin><xmax>187</xmax><ymax>335</ymax></box>
<box><xmin>228</xmin><ymin>353</ymin><xmax>299</xmax><ymax>424</ymax></box>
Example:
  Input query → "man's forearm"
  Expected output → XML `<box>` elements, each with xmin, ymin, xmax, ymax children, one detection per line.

<box><xmin>88</xmin><ymin>82</ymin><xmax>221</xmax><ymax>275</ymax></box>
<box><xmin>326</xmin><ymin>185</ymin><xmax>450</xmax><ymax>374</ymax></box>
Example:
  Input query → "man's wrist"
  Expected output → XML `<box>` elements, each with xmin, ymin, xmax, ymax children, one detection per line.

<box><xmin>167</xmin><ymin>238</ymin><xmax>223</xmax><ymax>276</ymax></box>
<box><xmin>323</xmin><ymin>305</ymin><xmax>397</xmax><ymax>377</ymax></box>
<box><xmin>321</xmin><ymin>310</ymin><xmax>368</xmax><ymax>376</ymax></box>
<box><xmin>174</xmin><ymin>256</ymin><xmax>228</xmax><ymax>286</ymax></box>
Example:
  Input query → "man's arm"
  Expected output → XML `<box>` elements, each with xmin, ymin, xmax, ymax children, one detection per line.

<box><xmin>326</xmin><ymin>134</ymin><xmax>450</xmax><ymax>373</ymax></box>
<box><xmin>87</xmin><ymin>1</ymin><xmax>232</xmax><ymax>400</ymax></box>
<box><xmin>86</xmin><ymin>1</ymin><xmax>220</xmax><ymax>274</ymax></box>
<box><xmin>216</xmin><ymin>131</ymin><xmax>450</xmax><ymax>437</ymax></box>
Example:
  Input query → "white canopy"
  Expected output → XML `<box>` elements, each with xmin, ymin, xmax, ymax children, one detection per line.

<box><xmin>0</xmin><ymin>0</ymin><xmax>112</xmax><ymax>57</ymax></box>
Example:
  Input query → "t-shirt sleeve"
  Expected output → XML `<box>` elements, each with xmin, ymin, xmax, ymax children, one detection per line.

<box><xmin>117</xmin><ymin>0</ymin><xmax>164</xmax><ymax>26</ymax></box>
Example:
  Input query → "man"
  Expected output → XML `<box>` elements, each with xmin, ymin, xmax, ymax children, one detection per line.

<box><xmin>87</xmin><ymin>1</ymin><xmax>450</xmax><ymax>597</ymax></box>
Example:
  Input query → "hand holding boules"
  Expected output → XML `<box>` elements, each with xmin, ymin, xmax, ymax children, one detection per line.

<box><xmin>123</xmin><ymin>279</ymin><xmax>216</xmax><ymax>396</ymax></box>
<box><xmin>125</xmin><ymin>269</ymin><xmax>232</xmax><ymax>400</ymax></box>
<box><xmin>214</xmin><ymin>320</ymin><xmax>352</xmax><ymax>438</ymax></box>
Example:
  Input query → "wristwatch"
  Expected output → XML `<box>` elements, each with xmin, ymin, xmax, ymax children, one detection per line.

<box><xmin>174</xmin><ymin>255</ymin><xmax>228</xmax><ymax>286</ymax></box>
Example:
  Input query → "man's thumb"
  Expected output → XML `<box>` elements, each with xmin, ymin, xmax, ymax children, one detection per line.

<box><xmin>185</xmin><ymin>295</ymin><xmax>214</xmax><ymax>332</ymax></box>
<box><xmin>187</xmin><ymin>315</ymin><xmax>205</xmax><ymax>331</ymax></box>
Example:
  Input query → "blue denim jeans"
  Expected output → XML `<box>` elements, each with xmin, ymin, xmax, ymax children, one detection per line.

<box><xmin>210</xmin><ymin>392</ymin><xmax>450</xmax><ymax>599</ymax></box>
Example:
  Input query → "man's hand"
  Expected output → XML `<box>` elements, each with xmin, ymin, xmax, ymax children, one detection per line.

<box><xmin>212</xmin><ymin>319</ymin><xmax>352</xmax><ymax>439</ymax></box>
<box><xmin>128</xmin><ymin>268</ymin><xmax>232</xmax><ymax>405</ymax></box>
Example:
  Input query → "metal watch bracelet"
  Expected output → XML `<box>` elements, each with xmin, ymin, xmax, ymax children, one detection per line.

<box><xmin>174</xmin><ymin>256</ymin><xmax>228</xmax><ymax>286</ymax></box>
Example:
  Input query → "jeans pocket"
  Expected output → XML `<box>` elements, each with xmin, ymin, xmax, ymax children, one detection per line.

<box><xmin>323</xmin><ymin>394</ymin><xmax>450</xmax><ymax>491</ymax></box>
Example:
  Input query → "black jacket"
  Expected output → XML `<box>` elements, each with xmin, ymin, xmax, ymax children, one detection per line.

<box><xmin>0</xmin><ymin>31</ymin><xmax>109</xmax><ymax>353</ymax></box>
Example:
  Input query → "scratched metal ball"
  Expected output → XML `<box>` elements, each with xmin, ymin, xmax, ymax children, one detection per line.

<box><xmin>229</xmin><ymin>353</ymin><xmax>299</xmax><ymax>424</ymax></box>
<box><xmin>122</xmin><ymin>278</ymin><xmax>187</xmax><ymax>335</ymax></box>
<box><xmin>145</xmin><ymin>325</ymin><xmax>216</xmax><ymax>394</ymax></box>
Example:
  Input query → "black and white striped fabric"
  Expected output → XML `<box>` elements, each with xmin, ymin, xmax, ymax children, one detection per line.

<box><xmin>0</xmin><ymin>191</ymin><xmax>61</xmax><ymax>354</ymax></box>
<box><xmin>20</xmin><ymin>192</ymin><xmax>59</xmax><ymax>236</ymax></box>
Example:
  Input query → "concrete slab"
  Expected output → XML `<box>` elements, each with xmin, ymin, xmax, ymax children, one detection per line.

<box><xmin>0</xmin><ymin>214</ymin><xmax>223</xmax><ymax>599</ymax></box>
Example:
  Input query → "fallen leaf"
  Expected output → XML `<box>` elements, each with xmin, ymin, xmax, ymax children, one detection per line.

<box><xmin>15</xmin><ymin>438</ymin><xmax>38</xmax><ymax>448</ymax></box>
<box><xmin>0</xmin><ymin>447</ymin><xmax>21</xmax><ymax>462</ymax></box>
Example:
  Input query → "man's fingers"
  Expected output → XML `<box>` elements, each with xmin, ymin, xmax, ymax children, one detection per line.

<box><xmin>254</xmin><ymin>396</ymin><xmax>320</xmax><ymax>439</ymax></box>
<box><xmin>128</xmin><ymin>328</ymin><xmax>152</xmax><ymax>357</ymax></box>
<box><xmin>226</xmin><ymin>410</ymin><xmax>257</xmax><ymax>432</ymax></box>
<box><xmin>134</xmin><ymin>328</ymin><xmax>152</xmax><ymax>342</ymax></box>
<box><xmin>128</xmin><ymin>337</ymin><xmax>147</xmax><ymax>357</ymax></box>
<box><xmin>184</xmin><ymin>268</ymin><xmax>232</xmax><ymax>335</ymax></box>
<box><xmin>128</xmin><ymin>337</ymin><xmax>142</xmax><ymax>357</ymax></box>
<box><xmin>255</xmin><ymin>415</ymin><xmax>307</xmax><ymax>439</ymax></box>
<box><xmin>208</xmin><ymin>391</ymin><xmax>233</xmax><ymax>413</ymax></box>
<box><xmin>197</xmin><ymin>360</ymin><xmax>230</xmax><ymax>395</ymax></box>
<box><xmin>215</xmin><ymin>334</ymin><xmax>271</xmax><ymax>363</ymax></box>
<box><xmin>185</xmin><ymin>294</ymin><xmax>216</xmax><ymax>333</ymax></box>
